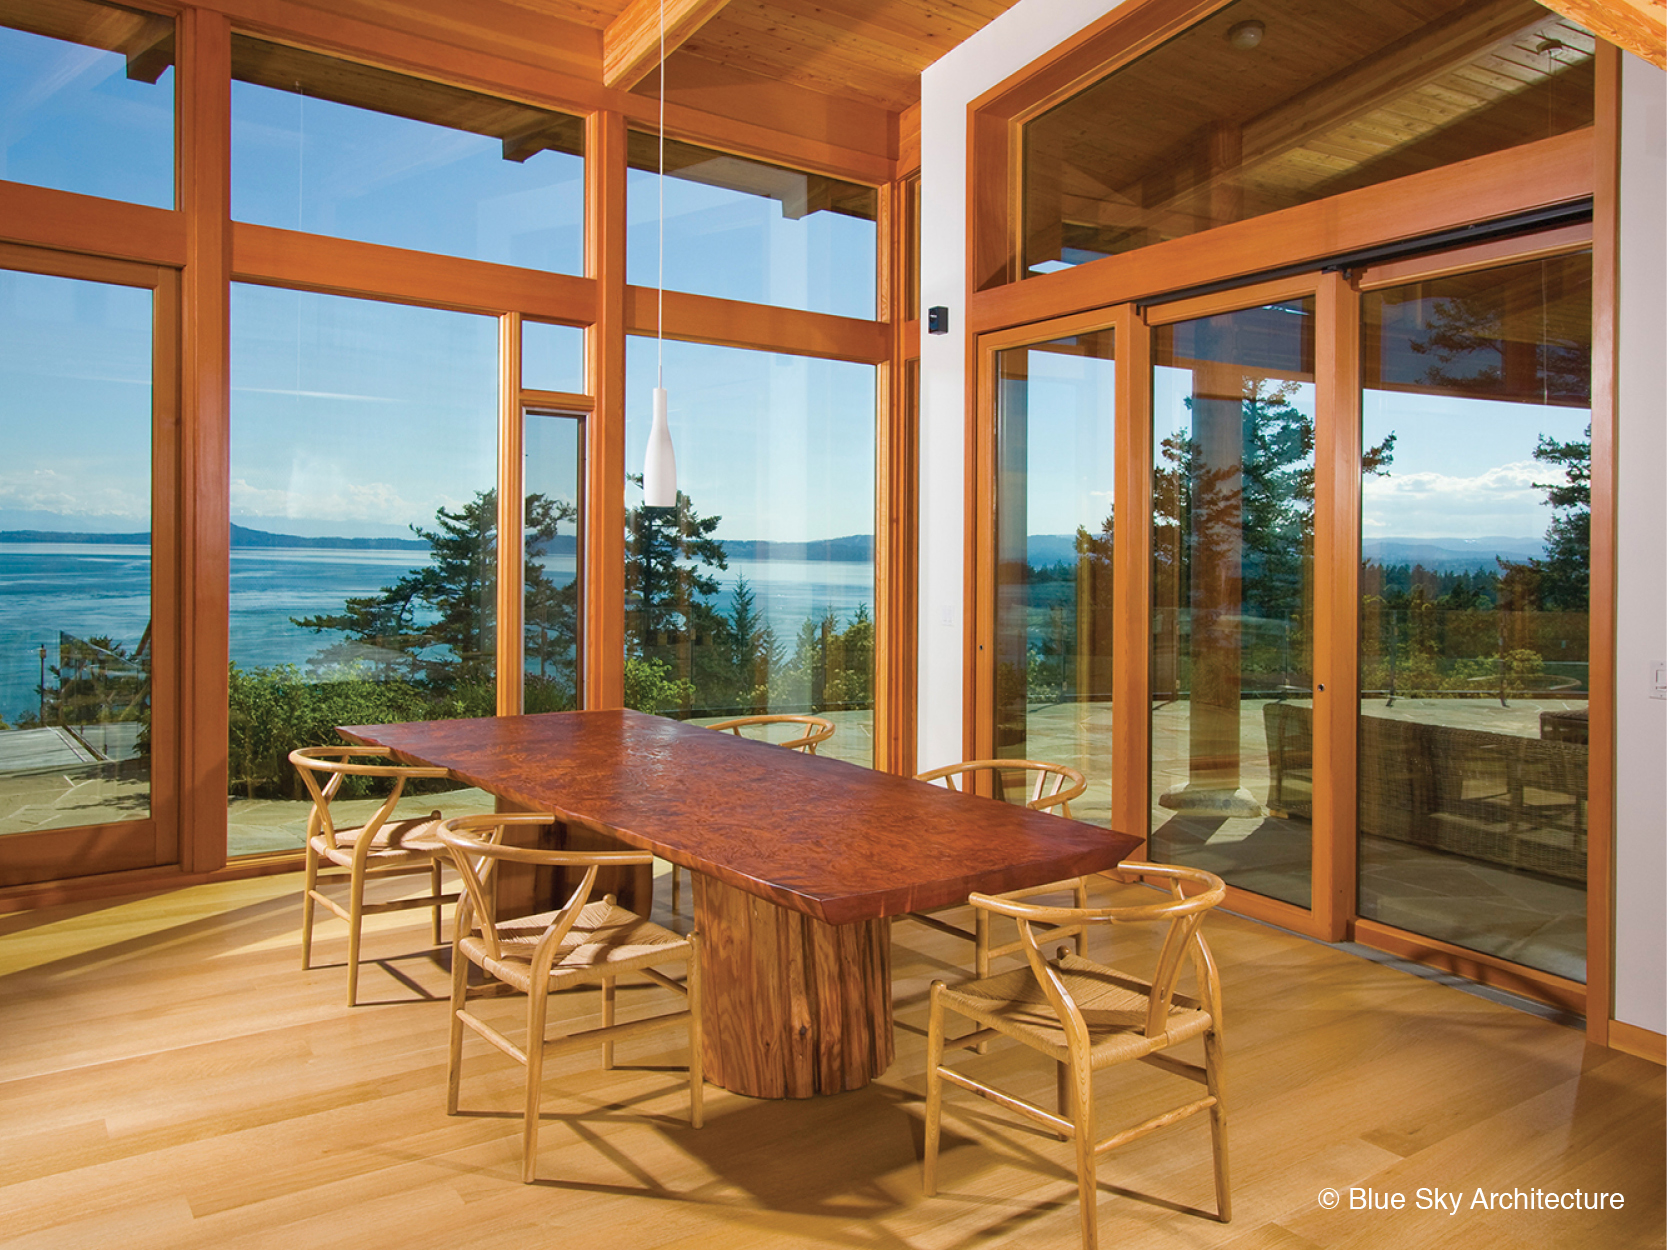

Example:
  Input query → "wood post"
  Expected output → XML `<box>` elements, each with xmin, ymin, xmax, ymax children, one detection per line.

<box><xmin>692</xmin><ymin>873</ymin><xmax>893</xmax><ymax>1098</ymax></box>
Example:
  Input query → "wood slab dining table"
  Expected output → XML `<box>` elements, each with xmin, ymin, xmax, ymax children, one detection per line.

<box><xmin>340</xmin><ymin>709</ymin><xmax>1142</xmax><ymax>1100</ymax></box>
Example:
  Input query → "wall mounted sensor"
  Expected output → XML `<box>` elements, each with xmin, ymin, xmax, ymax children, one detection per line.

<box><xmin>927</xmin><ymin>305</ymin><xmax>949</xmax><ymax>334</ymax></box>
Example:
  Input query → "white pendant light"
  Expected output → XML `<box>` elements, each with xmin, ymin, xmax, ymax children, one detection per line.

<box><xmin>643</xmin><ymin>383</ymin><xmax>676</xmax><ymax>507</ymax></box>
<box><xmin>642</xmin><ymin>0</ymin><xmax>676</xmax><ymax>509</ymax></box>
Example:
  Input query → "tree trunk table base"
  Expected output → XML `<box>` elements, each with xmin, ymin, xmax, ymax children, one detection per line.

<box><xmin>693</xmin><ymin>873</ymin><xmax>893</xmax><ymax>1098</ymax></box>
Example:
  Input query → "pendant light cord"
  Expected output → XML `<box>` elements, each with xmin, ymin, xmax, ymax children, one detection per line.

<box><xmin>657</xmin><ymin>0</ymin><xmax>665</xmax><ymax>390</ymax></box>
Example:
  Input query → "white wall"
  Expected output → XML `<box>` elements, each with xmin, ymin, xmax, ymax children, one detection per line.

<box><xmin>1612</xmin><ymin>52</ymin><xmax>1666</xmax><ymax>1035</ymax></box>
<box><xmin>917</xmin><ymin>0</ymin><xmax>1132</xmax><ymax>771</ymax></box>
<box><xmin>919</xmin><ymin>3</ymin><xmax>1666</xmax><ymax>1035</ymax></box>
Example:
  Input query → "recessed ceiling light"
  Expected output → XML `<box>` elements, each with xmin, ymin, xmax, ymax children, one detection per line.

<box><xmin>1226</xmin><ymin>19</ymin><xmax>1265</xmax><ymax>50</ymax></box>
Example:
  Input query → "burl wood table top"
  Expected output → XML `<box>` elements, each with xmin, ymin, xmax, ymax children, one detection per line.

<box><xmin>340</xmin><ymin>710</ymin><xmax>1141</xmax><ymax>927</ymax></box>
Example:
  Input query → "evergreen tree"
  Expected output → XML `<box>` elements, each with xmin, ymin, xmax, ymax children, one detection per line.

<box><xmin>623</xmin><ymin>482</ymin><xmax>729</xmax><ymax>713</ymax></box>
<box><xmin>294</xmin><ymin>489</ymin><xmax>578</xmax><ymax>699</ymax></box>
<box><xmin>1522</xmin><ymin>427</ymin><xmax>1590</xmax><ymax>612</ymax></box>
<box><xmin>722</xmin><ymin>576</ymin><xmax>780</xmax><ymax>713</ymax></box>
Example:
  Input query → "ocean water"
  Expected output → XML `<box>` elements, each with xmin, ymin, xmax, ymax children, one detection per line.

<box><xmin>0</xmin><ymin>544</ymin><xmax>875</xmax><ymax>722</ymax></box>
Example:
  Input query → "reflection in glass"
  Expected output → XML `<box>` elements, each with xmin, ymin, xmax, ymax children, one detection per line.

<box><xmin>226</xmin><ymin>285</ymin><xmax>500</xmax><ymax>855</ymax></box>
<box><xmin>0</xmin><ymin>269</ymin><xmax>153</xmax><ymax>835</ymax></box>
<box><xmin>1151</xmin><ymin>299</ymin><xmax>1316</xmax><ymax>906</ymax></box>
<box><xmin>231</xmin><ymin>38</ymin><xmax>583</xmax><ymax>272</ymax></box>
<box><xmin>1017</xmin><ymin>0</ymin><xmax>1594</xmax><ymax>284</ymax></box>
<box><xmin>1358</xmin><ymin>253</ymin><xmax>1591</xmax><ymax>981</ymax></box>
<box><xmin>524</xmin><ymin>411</ymin><xmax>583</xmax><ymax>711</ymax></box>
<box><xmin>623</xmin><ymin>338</ymin><xmax>876</xmax><ymax>767</ymax></box>
<box><xmin>993</xmin><ymin>330</ymin><xmax>1116</xmax><ymax>826</ymax></box>
<box><xmin>627</xmin><ymin>133</ymin><xmax>877</xmax><ymax>319</ymax></box>
<box><xmin>0</xmin><ymin>0</ymin><xmax>173</xmax><ymax>208</ymax></box>
<box><xmin>523</xmin><ymin>321</ymin><xmax>585</xmax><ymax>394</ymax></box>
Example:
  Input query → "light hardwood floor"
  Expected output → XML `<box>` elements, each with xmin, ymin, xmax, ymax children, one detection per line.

<box><xmin>1</xmin><ymin>869</ymin><xmax>1660</xmax><ymax>1249</ymax></box>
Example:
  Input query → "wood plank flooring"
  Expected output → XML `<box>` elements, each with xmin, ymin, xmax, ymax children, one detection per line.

<box><xmin>0</xmin><ymin>870</ymin><xmax>1660</xmax><ymax>1249</ymax></box>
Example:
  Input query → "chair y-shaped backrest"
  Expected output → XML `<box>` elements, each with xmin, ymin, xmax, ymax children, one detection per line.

<box><xmin>290</xmin><ymin>745</ymin><xmax>450</xmax><ymax>857</ymax></box>
<box><xmin>969</xmin><ymin>862</ymin><xmax>1227</xmax><ymax>1039</ymax></box>
<box><xmin>916</xmin><ymin>759</ymin><xmax>1087</xmax><ymax>818</ymax></box>
<box><xmin>439</xmin><ymin>814</ymin><xmax>656</xmax><ymax>969</ymax></box>
<box><xmin>706</xmin><ymin>714</ymin><xmax>836</xmax><ymax>754</ymax></box>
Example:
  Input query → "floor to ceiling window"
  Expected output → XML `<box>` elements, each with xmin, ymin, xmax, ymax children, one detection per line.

<box><xmin>0</xmin><ymin>1</ymin><xmax>904</xmax><ymax>890</ymax></box>
<box><xmin>225</xmin><ymin>285</ymin><xmax>501</xmax><ymax>855</ymax></box>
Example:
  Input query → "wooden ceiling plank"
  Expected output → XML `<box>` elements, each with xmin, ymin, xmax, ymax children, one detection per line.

<box><xmin>1099</xmin><ymin>0</ymin><xmax>1571</xmax><ymax>219</ymax></box>
<box><xmin>1534</xmin><ymin>0</ymin><xmax>1665</xmax><ymax>69</ymax></box>
<box><xmin>723</xmin><ymin>0</ymin><xmax>984</xmax><ymax>65</ymax></box>
<box><xmin>711</xmin><ymin>3</ymin><xmax>927</xmax><ymax>73</ymax></box>
<box><xmin>684</xmin><ymin>22</ymin><xmax>915</xmax><ymax>110</ymax></box>
<box><xmin>1236</xmin><ymin>0</ymin><xmax>1552</xmax><ymax>167</ymax></box>
<box><xmin>605</xmin><ymin>0</ymin><xmax>734</xmax><ymax>89</ymax></box>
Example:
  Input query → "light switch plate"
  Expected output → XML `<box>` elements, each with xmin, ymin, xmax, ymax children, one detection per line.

<box><xmin>1653</xmin><ymin>661</ymin><xmax>1667</xmax><ymax>700</ymax></box>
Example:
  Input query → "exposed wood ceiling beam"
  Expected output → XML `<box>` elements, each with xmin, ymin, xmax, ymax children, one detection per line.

<box><xmin>603</xmin><ymin>0</ymin><xmax>733</xmax><ymax>90</ymax></box>
<box><xmin>1535</xmin><ymin>0</ymin><xmax>1665</xmax><ymax>68</ymax></box>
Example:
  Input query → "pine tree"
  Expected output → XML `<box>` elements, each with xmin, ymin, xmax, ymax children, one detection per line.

<box><xmin>293</xmin><ymin>489</ymin><xmax>578</xmax><ymax>698</ymax></box>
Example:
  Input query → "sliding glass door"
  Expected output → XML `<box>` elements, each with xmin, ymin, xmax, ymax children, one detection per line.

<box><xmin>1148</xmin><ymin>295</ymin><xmax>1317</xmax><ymax>908</ymax></box>
<box><xmin>0</xmin><ymin>249</ymin><xmax>178</xmax><ymax>886</ymax></box>
<box><xmin>989</xmin><ymin>326</ymin><xmax>1117</xmax><ymax>826</ymax></box>
<box><xmin>1357</xmin><ymin>250</ymin><xmax>1592</xmax><ymax>981</ymax></box>
<box><xmin>976</xmin><ymin>231</ymin><xmax>1594</xmax><ymax>990</ymax></box>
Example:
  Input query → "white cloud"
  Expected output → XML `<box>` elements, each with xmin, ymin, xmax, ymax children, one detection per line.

<box><xmin>230</xmin><ymin>475</ymin><xmax>428</xmax><ymax>527</ymax></box>
<box><xmin>1363</xmin><ymin>459</ymin><xmax>1562</xmax><ymax>538</ymax></box>
<box><xmin>0</xmin><ymin>467</ymin><xmax>148</xmax><ymax>521</ymax></box>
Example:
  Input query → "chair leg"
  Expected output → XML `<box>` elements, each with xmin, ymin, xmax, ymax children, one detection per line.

<box><xmin>972</xmin><ymin>912</ymin><xmax>992</xmax><ymax>1056</ymax></box>
<box><xmin>346</xmin><ymin>867</ymin><xmax>366</xmax><ymax>1007</ymax></box>
<box><xmin>522</xmin><ymin>977</ymin><xmax>552</xmax><ymax>1184</ymax></box>
<box><xmin>300</xmin><ymin>844</ymin><xmax>319</xmax><ymax>970</ymax></box>
<box><xmin>1069</xmin><ymin>1059</ymin><xmax>1098</xmax><ymax>1250</ymax></box>
<box><xmin>686</xmin><ymin>934</ymin><xmax>704</xmax><ymax>1128</ymax></box>
<box><xmin>600</xmin><ymin>977</ymin><xmax>616</xmax><ymax>1070</ymax></box>
<box><xmin>1073</xmin><ymin>878</ymin><xmax>1089</xmax><ymax>959</ymax></box>
<box><xmin>429</xmin><ymin>856</ymin><xmax>444</xmax><ymax>947</ymax></box>
<box><xmin>974</xmin><ymin>906</ymin><xmax>991</xmax><ymax>979</ymax></box>
<box><xmin>446</xmin><ymin>950</ymin><xmax>469</xmax><ymax>1115</ymax></box>
<box><xmin>1055</xmin><ymin>1060</ymin><xmax>1072</xmax><ymax>1140</ymax></box>
<box><xmin>922</xmin><ymin>983</ymin><xmax>946</xmax><ymax>1196</ymax></box>
<box><xmin>671</xmin><ymin>864</ymin><xmax>683</xmax><ymax>912</ymax></box>
<box><xmin>1204</xmin><ymin>1026</ymin><xmax>1232</xmax><ymax>1223</ymax></box>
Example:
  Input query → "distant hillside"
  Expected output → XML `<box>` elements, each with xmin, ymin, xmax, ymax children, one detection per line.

<box><xmin>1021</xmin><ymin>533</ymin><xmax>1545</xmax><ymax>573</ymax></box>
<box><xmin>229</xmin><ymin>524</ymin><xmax>429</xmax><ymax>550</ymax></box>
<box><xmin>1362</xmin><ymin>536</ymin><xmax>1544</xmax><ymax>572</ymax></box>
<box><xmin>0</xmin><ymin>529</ymin><xmax>150</xmax><ymax>545</ymax></box>
<box><xmin>0</xmin><ymin>525</ymin><xmax>429</xmax><ymax>550</ymax></box>
<box><xmin>721</xmin><ymin>534</ymin><xmax>874</xmax><ymax>562</ymax></box>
